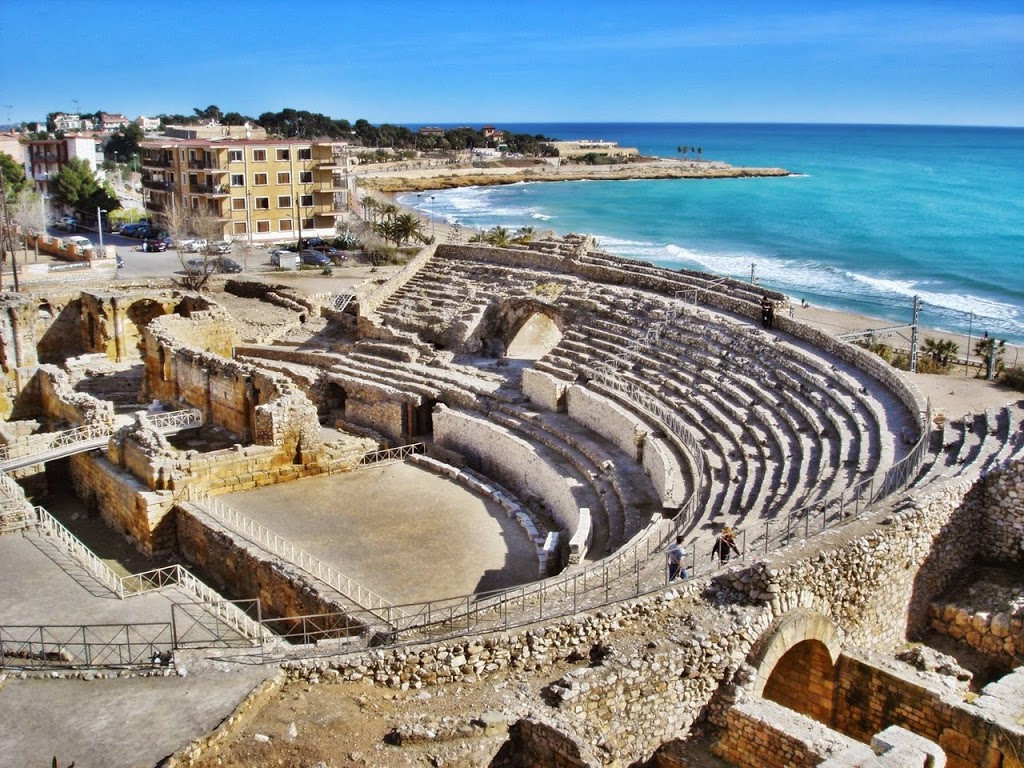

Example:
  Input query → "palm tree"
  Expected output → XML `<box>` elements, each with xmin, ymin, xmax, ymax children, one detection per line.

<box><xmin>697</xmin><ymin>147</ymin><xmax>703</xmax><ymax>161</ymax></box>
<box><xmin>361</xmin><ymin>196</ymin><xmax>380</xmax><ymax>223</ymax></box>
<box><xmin>974</xmin><ymin>335</ymin><xmax>1006</xmax><ymax>376</ymax></box>
<box><xmin>486</xmin><ymin>226</ymin><xmax>512</xmax><ymax>247</ymax></box>
<box><xmin>514</xmin><ymin>226</ymin><xmax>536</xmax><ymax>244</ymax></box>
<box><xmin>922</xmin><ymin>337</ymin><xmax>959</xmax><ymax>367</ymax></box>
<box><xmin>378</xmin><ymin>202</ymin><xmax>399</xmax><ymax>220</ymax></box>
<box><xmin>393</xmin><ymin>213</ymin><xmax>426</xmax><ymax>246</ymax></box>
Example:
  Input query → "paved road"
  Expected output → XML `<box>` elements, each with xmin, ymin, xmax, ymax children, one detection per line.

<box><xmin>43</xmin><ymin>227</ymin><xmax>277</xmax><ymax>281</ymax></box>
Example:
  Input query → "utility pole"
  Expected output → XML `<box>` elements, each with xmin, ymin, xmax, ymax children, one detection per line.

<box><xmin>965</xmin><ymin>311</ymin><xmax>974</xmax><ymax>377</ymax></box>
<box><xmin>909</xmin><ymin>295</ymin><xmax>922</xmax><ymax>373</ymax></box>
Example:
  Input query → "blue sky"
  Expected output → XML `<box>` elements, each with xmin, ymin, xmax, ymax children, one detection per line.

<box><xmin>3</xmin><ymin>0</ymin><xmax>1022</xmax><ymax>126</ymax></box>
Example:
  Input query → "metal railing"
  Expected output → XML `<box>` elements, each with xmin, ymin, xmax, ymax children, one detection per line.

<box><xmin>0</xmin><ymin>409</ymin><xmax>201</xmax><ymax>468</ymax></box>
<box><xmin>34</xmin><ymin>506</ymin><xmax>126</xmax><ymax>598</ymax></box>
<box><xmin>0</xmin><ymin>623</ymin><xmax>174</xmax><ymax>670</ymax></box>
<box><xmin>185</xmin><ymin>489</ymin><xmax>404</xmax><ymax>623</ymax></box>
<box><xmin>358</xmin><ymin>443</ymin><xmax>424</xmax><ymax>466</ymax></box>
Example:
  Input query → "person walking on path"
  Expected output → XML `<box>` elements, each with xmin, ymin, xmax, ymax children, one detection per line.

<box><xmin>711</xmin><ymin>526</ymin><xmax>740</xmax><ymax>564</ymax></box>
<box><xmin>667</xmin><ymin>535</ymin><xmax>689</xmax><ymax>581</ymax></box>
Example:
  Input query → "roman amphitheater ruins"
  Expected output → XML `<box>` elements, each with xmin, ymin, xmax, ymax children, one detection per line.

<box><xmin>0</xmin><ymin>235</ymin><xmax>1022</xmax><ymax>767</ymax></box>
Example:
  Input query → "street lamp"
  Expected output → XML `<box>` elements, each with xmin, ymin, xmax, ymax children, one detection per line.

<box><xmin>430</xmin><ymin>195</ymin><xmax>436</xmax><ymax>240</ymax></box>
<box><xmin>97</xmin><ymin>207</ymin><xmax>107</xmax><ymax>255</ymax></box>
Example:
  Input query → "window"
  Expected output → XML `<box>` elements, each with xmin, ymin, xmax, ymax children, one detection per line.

<box><xmin>228</xmin><ymin>149</ymin><xmax>243</xmax><ymax>162</ymax></box>
<box><xmin>231</xmin><ymin>197</ymin><xmax>246</xmax><ymax>211</ymax></box>
<box><xmin>276</xmin><ymin>172</ymin><xmax>290</xmax><ymax>185</ymax></box>
<box><xmin>188</xmin><ymin>174</ymin><xmax>199</xmax><ymax>187</ymax></box>
<box><xmin>252</xmin><ymin>149</ymin><xmax>267</xmax><ymax>162</ymax></box>
<box><xmin>256</xmin><ymin>220</ymin><xmax>271</xmax><ymax>233</ymax></box>
<box><xmin>230</xmin><ymin>173</ymin><xmax>244</xmax><ymax>187</ymax></box>
<box><xmin>298</xmin><ymin>148</ymin><xmax>312</xmax><ymax>160</ymax></box>
<box><xmin>253</xmin><ymin>172</ymin><xmax>268</xmax><ymax>185</ymax></box>
<box><xmin>299</xmin><ymin>171</ymin><xmax>313</xmax><ymax>183</ymax></box>
<box><xmin>276</xmin><ymin>148</ymin><xmax>290</xmax><ymax>161</ymax></box>
<box><xmin>232</xmin><ymin>221</ymin><xmax>248</xmax><ymax>235</ymax></box>
<box><xmin>301</xmin><ymin>217</ymin><xmax>314</xmax><ymax>229</ymax></box>
<box><xmin>299</xmin><ymin>194</ymin><xmax>314</xmax><ymax>207</ymax></box>
<box><xmin>254</xmin><ymin>197</ymin><xmax>269</xmax><ymax>210</ymax></box>
<box><xmin>191</xmin><ymin>197</ymin><xmax>200</xmax><ymax>209</ymax></box>
<box><xmin>277</xmin><ymin>195</ymin><xmax>292</xmax><ymax>209</ymax></box>
<box><xmin>279</xmin><ymin>219</ymin><xmax>293</xmax><ymax>232</ymax></box>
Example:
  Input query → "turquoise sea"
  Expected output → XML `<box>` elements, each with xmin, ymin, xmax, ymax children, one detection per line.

<box><xmin>399</xmin><ymin>123</ymin><xmax>1024</xmax><ymax>345</ymax></box>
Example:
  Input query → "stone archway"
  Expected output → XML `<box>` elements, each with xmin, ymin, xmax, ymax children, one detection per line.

<box><xmin>505</xmin><ymin>312</ymin><xmax>562</xmax><ymax>360</ymax></box>
<box><xmin>748</xmin><ymin>609</ymin><xmax>843</xmax><ymax>726</ymax></box>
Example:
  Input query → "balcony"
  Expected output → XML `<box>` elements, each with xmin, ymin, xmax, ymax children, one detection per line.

<box><xmin>142</xmin><ymin>179</ymin><xmax>173</xmax><ymax>191</ymax></box>
<box><xmin>187</xmin><ymin>183</ymin><xmax>229</xmax><ymax>196</ymax></box>
<box><xmin>315</xmin><ymin>175</ymin><xmax>346</xmax><ymax>192</ymax></box>
<box><xmin>187</xmin><ymin>158</ymin><xmax>227</xmax><ymax>172</ymax></box>
<box><xmin>141</xmin><ymin>155</ymin><xmax>173</xmax><ymax>169</ymax></box>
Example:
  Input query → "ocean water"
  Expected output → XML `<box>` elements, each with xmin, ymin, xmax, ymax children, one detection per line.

<box><xmin>398</xmin><ymin>123</ymin><xmax>1024</xmax><ymax>344</ymax></box>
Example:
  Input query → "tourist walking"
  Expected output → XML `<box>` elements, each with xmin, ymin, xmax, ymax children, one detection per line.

<box><xmin>711</xmin><ymin>526</ymin><xmax>740</xmax><ymax>563</ymax></box>
<box><xmin>667</xmin><ymin>535</ymin><xmax>689</xmax><ymax>581</ymax></box>
<box><xmin>760</xmin><ymin>295</ymin><xmax>772</xmax><ymax>328</ymax></box>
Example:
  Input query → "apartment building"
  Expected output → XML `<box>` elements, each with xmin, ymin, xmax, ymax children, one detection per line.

<box><xmin>24</xmin><ymin>135</ymin><xmax>103</xmax><ymax>194</ymax></box>
<box><xmin>139</xmin><ymin>138</ymin><xmax>356</xmax><ymax>242</ymax></box>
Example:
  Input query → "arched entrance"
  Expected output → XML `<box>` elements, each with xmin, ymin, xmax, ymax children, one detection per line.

<box><xmin>505</xmin><ymin>312</ymin><xmax>562</xmax><ymax>360</ymax></box>
<box><xmin>748</xmin><ymin>609</ymin><xmax>842</xmax><ymax>727</ymax></box>
<box><xmin>762</xmin><ymin>639</ymin><xmax>835</xmax><ymax>725</ymax></box>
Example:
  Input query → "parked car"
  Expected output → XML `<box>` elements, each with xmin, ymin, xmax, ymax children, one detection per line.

<box><xmin>269</xmin><ymin>248</ymin><xmax>296</xmax><ymax>266</ymax></box>
<box><xmin>177</xmin><ymin>238</ymin><xmax>208</xmax><ymax>253</ymax></box>
<box><xmin>210</xmin><ymin>240</ymin><xmax>232</xmax><ymax>254</ymax></box>
<box><xmin>299</xmin><ymin>249</ymin><xmax>331</xmax><ymax>267</ymax></box>
<box><xmin>299</xmin><ymin>237</ymin><xmax>327</xmax><ymax>250</ymax></box>
<box><xmin>56</xmin><ymin>216</ymin><xmax>78</xmax><ymax>231</ymax></box>
<box><xmin>208</xmin><ymin>257</ymin><xmax>242</xmax><ymax>274</ymax></box>
<box><xmin>119</xmin><ymin>222</ymin><xmax>149</xmax><ymax>237</ymax></box>
<box><xmin>141</xmin><ymin>238</ymin><xmax>167</xmax><ymax>252</ymax></box>
<box><xmin>62</xmin><ymin>235</ymin><xmax>93</xmax><ymax>251</ymax></box>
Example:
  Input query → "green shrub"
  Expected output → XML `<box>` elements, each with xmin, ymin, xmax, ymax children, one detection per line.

<box><xmin>999</xmin><ymin>366</ymin><xmax>1024</xmax><ymax>392</ymax></box>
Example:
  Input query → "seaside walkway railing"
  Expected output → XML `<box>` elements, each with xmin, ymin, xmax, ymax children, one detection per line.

<box><xmin>0</xmin><ymin>408</ymin><xmax>202</xmax><ymax>471</ymax></box>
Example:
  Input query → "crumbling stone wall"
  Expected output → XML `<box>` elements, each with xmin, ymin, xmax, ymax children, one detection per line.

<box><xmin>143</xmin><ymin>312</ymin><xmax>321</xmax><ymax>457</ymax></box>
<box><xmin>927</xmin><ymin>594</ymin><xmax>1023</xmax><ymax>669</ymax></box>
<box><xmin>976</xmin><ymin>458</ymin><xmax>1024</xmax><ymax>562</ymax></box>
<box><xmin>719</xmin><ymin>474</ymin><xmax>983</xmax><ymax>651</ymax></box>
<box><xmin>36</xmin><ymin>365</ymin><xmax>114</xmax><ymax>428</ymax></box>
<box><xmin>714</xmin><ymin>699</ymin><xmax>867</xmax><ymax>768</ymax></box>
<box><xmin>0</xmin><ymin>295</ymin><xmax>41</xmax><ymax>418</ymax></box>
<box><xmin>834</xmin><ymin>653</ymin><xmax>1024</xmax><ymax>768</ymax></box>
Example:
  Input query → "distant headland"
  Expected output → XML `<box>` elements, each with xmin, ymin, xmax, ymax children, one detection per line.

<box><xmin>358</xmin><ymin>156</ymin><xmax>793</xmax><ymax>194</ymax></box>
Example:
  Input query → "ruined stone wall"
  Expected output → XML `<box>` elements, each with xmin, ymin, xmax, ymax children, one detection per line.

<box><xmin>721</xmin><ymin>475</ymin><xmax>984</xmax><ymax>650</ymax></box>
<box><xmin>834</xmin><ymin>653</ymin><xmax>1024</xmax><ymax>768</ymax></box>
<box><xmin>927</xmin><ymin>596</ymin><xmax>1023</xmax><ymax>669</ymax></box>
<box><xmin>177</xmin><ymin>504</ymin><xmax>350</xmax><ymax>622</ymax></box>
<box><xmin>433</xmin><ymin>405</ymin><xmax>583</xmax><ymax>536</ymax></box>
<box><xmin>522</xmin><ymin>368</ymin><xmax>567</xmax><ymax>412</ymax></box>
<box><xmin>344</xmin><ymin>397</ymin><xmax>407</xmax><ymax>444</ymax></box>
<box><xmin>714</xmin><ymin>699</ymin><xmax>865</xmax><ymax>768</ymax></box>
<box><xmin>143</xmin><ymin>313</ymin><xmax>320</xmax><ymax>456</ymax></box>
<box><xmin>0</xmin><ymin>297</ymin><xmax>42</xmax><ymax>419</ymax></box>
<box><xmin>976</xmin><ymin>458</ymin><xmax>1024</xmax><ymax>562</ymax></box>
<box><xmin>36</xmin><ymin>297</ymin><xmax>84</xmax><ymax>365</ymax></box>
<box><xmin>68</xmin><ymin>451</ymin><xmax>177</xmax><ymax>555</ymax></box>
<box><xmin>36</xmin><ymin>365</ymin><xmax>115</xmax><ymax>427</ymax></box>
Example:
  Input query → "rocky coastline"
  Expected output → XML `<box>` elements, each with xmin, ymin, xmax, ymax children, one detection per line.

<box><xmin>358</xmin><ymin>157</ymin><xmax>792</xmax><ymax>194</ymax></box>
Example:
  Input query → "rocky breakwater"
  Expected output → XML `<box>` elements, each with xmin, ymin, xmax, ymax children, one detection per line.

<box><xmin>360</xmin><ymin>158</ymin><xmax>792</xmax><ymax>194</ymax></box>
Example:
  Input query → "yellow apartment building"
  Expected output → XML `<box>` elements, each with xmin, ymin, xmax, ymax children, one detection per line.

<box><xmin>139</xmin><ymin>138</ymin><xmax>357</xmax><ymax>242</ymax></box>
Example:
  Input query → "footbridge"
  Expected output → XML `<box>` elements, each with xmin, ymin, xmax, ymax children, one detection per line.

<box><xmin>0</xmin><ymin>408</ymin><xmax>203</xmax><ymax>471</ymax></box>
